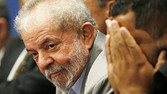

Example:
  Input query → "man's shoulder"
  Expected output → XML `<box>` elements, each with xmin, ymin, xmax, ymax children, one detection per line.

<box><xmin>81</xmin><ymin>32</ymin><xmax>112</xmax><ymax>94</ymax></box>
<box><xmin>83</xmin><ymin>50</ymin><xmax>113</xmax><ymax>94</ymax></box>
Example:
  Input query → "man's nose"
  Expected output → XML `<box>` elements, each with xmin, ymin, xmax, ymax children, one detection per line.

<box><xmin>37</xmin><ymin>52</ymin><xmax>54</xmax><ymax>73</ymax></box>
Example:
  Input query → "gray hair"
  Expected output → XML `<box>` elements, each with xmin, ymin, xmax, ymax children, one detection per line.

<box><xmin>15</xmin><ymin>0</ymin><xmax>97</xmax><ymax>35</ymax></box>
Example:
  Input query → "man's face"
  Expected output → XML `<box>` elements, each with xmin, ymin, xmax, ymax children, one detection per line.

<box><xmin>84</xmin><ymin>0</ymin><xmax>108</xmax><ymax>34</ymax></box>
<box><xmin>113</xmin><ymin>9</ymin><xmax>167</xmax><ymax>66</ymax></box>
<box><xmin>22</xmin><ymin>19</ymin><xmax>89</xmax><ymax>91</ymax></box>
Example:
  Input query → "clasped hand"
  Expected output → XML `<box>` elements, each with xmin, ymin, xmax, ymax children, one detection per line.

<box><xmin>105</xmin><ymin>19</ymin><xmax>166</xmax><ymax>94</ymax></box>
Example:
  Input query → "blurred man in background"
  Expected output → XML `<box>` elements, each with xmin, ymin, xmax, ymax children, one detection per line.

<box><xmin>0</xmin><ymin>0</ymin><xmax>11</xmax><ymax>66</ymax></box>
<box><xmin>84</xmin><ymin>0</ymin><xmax>115</xmax><ymax>34</ymax></box>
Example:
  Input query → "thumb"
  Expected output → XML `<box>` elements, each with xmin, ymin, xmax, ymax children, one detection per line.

<box><xmin>154</xmin><ymin>50</ymin><xmax>166</xmax><ymax>73</ymax></box>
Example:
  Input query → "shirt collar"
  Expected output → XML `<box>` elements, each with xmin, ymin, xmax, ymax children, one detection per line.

<box><xmin>68</xmin><ymin>65</ymin><xmax>87</xmax><ymax>94</ymax></box>
<box><xmin>0</xmin><ymin>47</ymin><xmax>5</xmax><ymax>66</ymax></box>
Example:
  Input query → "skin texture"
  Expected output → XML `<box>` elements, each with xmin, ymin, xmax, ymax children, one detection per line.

<box><xmin>21</xmin><ymin>4</ymin><xmax>96</xmax><ymax>91</ymax></box>
<box><xmin>105</xmin><ymin>10</ymin><xmax>167</xmax><ymax>94</ymax></box>
<box><xmin>84</xmin><ymin>0</ymin><xmax>115</xmax><ymax>34</ymax></box>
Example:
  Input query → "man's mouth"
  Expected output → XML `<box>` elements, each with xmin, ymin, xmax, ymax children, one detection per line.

<box><xmin>49</xmin><ymin>69</ymin><xmax>66</xmax><ymax>79</ymax></box>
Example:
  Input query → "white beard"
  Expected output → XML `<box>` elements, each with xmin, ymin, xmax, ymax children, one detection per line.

<box><xmin>45</xmin><ymin>38</ymin><xmax>89</xmax><ymax>92</ymax></box>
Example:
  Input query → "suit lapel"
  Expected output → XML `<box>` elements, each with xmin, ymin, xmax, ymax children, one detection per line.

<box><xmin>81</xmin><ymin>31</ymin><xmax>106</xmax><ymax>93</ymax></box>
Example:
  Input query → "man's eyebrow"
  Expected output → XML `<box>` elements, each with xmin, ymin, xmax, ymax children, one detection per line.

<box><xmin>26</xmin><ymin>49</ymin><xmax>34</xmax><ymax>52</ymax></box>
<box><xmin>40</xmin><ymin>38</ymin><xmax>50</xmax><ymax>47</ymax></box>
<box><xmin>40</xmin><ymin>37</ymin><xmax>61</xmax><ymax>47</ymax></box>
<box><xmin>26</xmin><ymin>39</ymin><xmax>51</xmax><ymax>52</ymax></box>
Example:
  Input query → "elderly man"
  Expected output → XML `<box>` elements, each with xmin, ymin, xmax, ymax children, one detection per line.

<box><xmin>84</xmin><ymin>0</ymin><xmax>115</xmax><ymax>34</ymax></box>
<box><xmin>105</xmin><ymin>0</ymin><xmax>167</xmax><ymax>93</ymax></box>
<box><xmin>15</xmin><ymin>0</ymin><xmax>112</xmax><ymax>94</ymax></box>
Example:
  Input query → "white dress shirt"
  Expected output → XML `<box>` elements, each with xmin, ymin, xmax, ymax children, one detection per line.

<box><xmin>68</xmin><ymin>65</ymin><xmax>87</xmax><ymax>94</ymax></box>
<box><xmin>0</xmin><ymin>47</ymin><xmax>5</xmax><ymax>66</ymax></box>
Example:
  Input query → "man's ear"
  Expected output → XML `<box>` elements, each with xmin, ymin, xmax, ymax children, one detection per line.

<box><xmin>80</xmin><ymin>22</ymin><xmax>95</xmax><ymax>50</ymax></box>
<box><xmin>106</xmin><ymin>0</ymin><xmax>115</xmax><ymax>17</ymax></box>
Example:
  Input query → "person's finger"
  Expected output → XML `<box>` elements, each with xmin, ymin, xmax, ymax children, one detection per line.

<box><xmin>106</xmin><ymin>20</ymin><xmax>131</xmax><ymax>69</ymax></box>
<box><xmin>154</xmin><ymin>50</ymin><xmax>166</xmax><ymax>72</ymax></box>
<box><xmin>105</xmin><ymin>19</ymin><xmax>112</xmax><ymax>35</ymax></box>
<box><xmin>106</xmin><ymin>19</ymin><xmax>120</xmax><ymax>38</ymax></box>
<box><xmin>108</xmin><ymin>20</ymin><xmax>128</xmax><ymax>55</ymax></box>
<box><xmin>120</xmin><ymin>27</ymin><xmax>148</xmax><ymax>65</ymax></box>
<box><xmin>105</xmin><ymin>34</ymin><xmax>112</xmax><ymax>64</ymax></box>
<box><xmin>110</xmin><ymin>20</ymin><xmax>120</xmax><ymax>37</ymax></box>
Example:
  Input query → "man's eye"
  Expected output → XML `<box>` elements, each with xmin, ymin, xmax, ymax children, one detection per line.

<box><xmin>32</xmin><ymin>53</ymin><xmax>38</xmax><ymax>56</ymax></box>
<box><xmin>49</xmin><ymin>44</ymin><xmax>55</xmax><ymax>48</ymax></box>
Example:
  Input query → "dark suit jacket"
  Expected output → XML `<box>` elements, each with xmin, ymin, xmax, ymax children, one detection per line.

<box><xmin>0</xmin><ymin>37</ymin><xmax>55</xmax><ymax>94</ymax></box>
<box><xmin>154</xmin><ymin>61</ymin><xmax>167</xmax><ymax>94</ymax></box>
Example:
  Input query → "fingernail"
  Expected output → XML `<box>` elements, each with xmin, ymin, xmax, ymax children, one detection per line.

<box><xmin>120</xmin><ymin>27</ymin><xmax>127</xmax><ymax>35</ymax></box>
<box><xmin>161</xmin><ymin>50</ymin><xmax>166</xmax><ymax>56</ymax></box>
<box><xmin>105</xmin><ymin>19</ymin><xmax>111</xmax><ymax>24</ymax></box>
<box><xmin>111</xmin><ymin>20</ymin><xmax>117</xmax><ymax>28</ymax></box>
<box><xmin>106</xmin><ymin>34</ymin><xmax>110</xmax><ymax>39</ymax></box>
<box><xmin>106</xmin><ymin>20</ymin><xmax>113</xmax><ymax>33</ymax></box>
